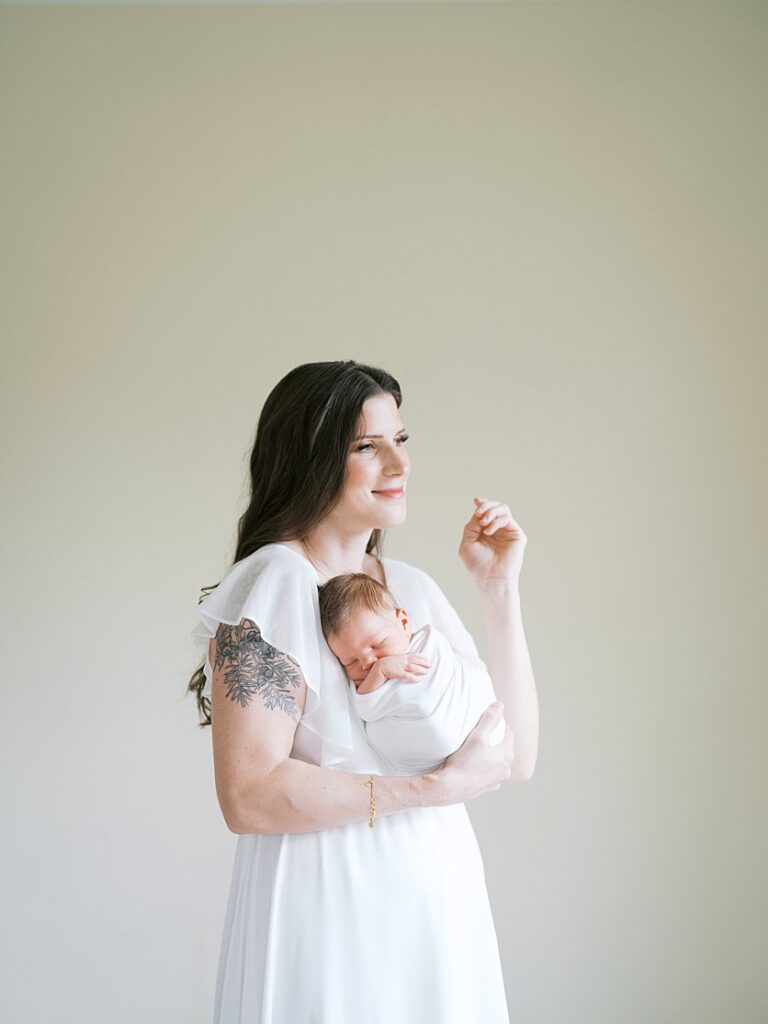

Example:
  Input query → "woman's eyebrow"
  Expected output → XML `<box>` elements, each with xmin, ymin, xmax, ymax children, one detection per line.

<box><xmin>352</xmin><ymin>428</ymin><xmax>407</xmax><ymax>440</ymax></box>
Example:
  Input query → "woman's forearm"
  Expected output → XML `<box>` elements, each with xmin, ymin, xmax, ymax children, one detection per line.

<box><xmin>477</xmin><ymin>581</ymin><xmax>539</xmax><ymax>780</ymax></box>
<box><xmin>230</xmin><ymin>756</ymin><xmax>448</xmax><ymax>835</ymax></box>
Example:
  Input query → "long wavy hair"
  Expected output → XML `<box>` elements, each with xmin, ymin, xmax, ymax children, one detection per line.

<box><xmin>187</xmin><ymin>360</ymin><xmax>403</xmax><ymax>726</ymax></box>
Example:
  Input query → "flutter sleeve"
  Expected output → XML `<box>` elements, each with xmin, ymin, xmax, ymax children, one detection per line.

<box><xmin>190</xmin><ymin>545</ymin><xmax>355</xmax><ymax>766</ymax></box>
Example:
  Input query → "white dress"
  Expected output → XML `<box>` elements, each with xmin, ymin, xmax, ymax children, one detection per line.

<box><xmin>350</xmin><ymin>622</ymin><xmax>506</xmax><ymax>774</ymax></box>
<box><xmin>191</xmin><ymin>542</ymin><xmax>510</xmax><ymax>1024</ymax></box>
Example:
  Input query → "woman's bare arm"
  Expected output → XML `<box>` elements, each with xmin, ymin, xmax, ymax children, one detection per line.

<box><xmin>455</xmin><ymin>498</ymin><xmax>539</xmax><ymax>782</ymax></box>
<box><xmin>476</xmin><ymin>581</ymin><xmax>539</xmax><ymax>781</ymax></box>
<box><xmin>209</xmin><ymin>619</ymin><xmax>506</xmax><ymax>835</ymax></box>
<box><xmin>238</xmin><ymin>757</ymin><xmax>439</xmax><ymax>835</ymax></box>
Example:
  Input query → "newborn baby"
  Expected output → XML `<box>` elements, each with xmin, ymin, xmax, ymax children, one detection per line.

<box><xmin>318</xmin><ymin>572</ymin><xmax>505</xmax><ymax>773</ymax></box>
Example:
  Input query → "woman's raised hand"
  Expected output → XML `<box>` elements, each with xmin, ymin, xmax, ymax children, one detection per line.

<box><xmin>435</xmin><ymin>702</ymin><xmax>515</xmax><ymax>803</ymax></box>
<box><xmin>458</xmin><ymin>497</ymin><xmax>527</xmax><ymax>587</ymax></box>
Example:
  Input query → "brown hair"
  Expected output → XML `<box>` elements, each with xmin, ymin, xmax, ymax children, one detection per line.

<box><xmin>187</xmin><ymin>360</ymin><xmax>403</xmax><ymax>727</ymax></box>
<box><xmin>318</xmin><ymin>573</ymin><xmax>397</xmax><ymax>641</ymax></box>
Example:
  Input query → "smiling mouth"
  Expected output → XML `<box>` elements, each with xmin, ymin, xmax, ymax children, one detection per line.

<box><xmin>373</xmin><ymin>488</ymin><xmax>405</xmax><ymax>497</ymax></box>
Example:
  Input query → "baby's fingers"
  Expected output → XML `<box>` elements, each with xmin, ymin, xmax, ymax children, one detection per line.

<box><xmin>407</xmin><ymin>655</ymin><xmax>431</xmax><ymax>669</ymax></box>
<box><xmin>403</xmin><ymin>664</ymin><xmax>430</xmax><ymax>682</ymax></box>
<box><xmin>406</xmin><ymin>659</ymin><xmax>430</xmax><ymax>675</ymax></box>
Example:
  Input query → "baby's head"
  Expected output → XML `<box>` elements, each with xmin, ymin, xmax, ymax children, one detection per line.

<box><xmin>318</xmin><ymin>573</ymin><xmax>412</xmax><ymax>684</ymax></box>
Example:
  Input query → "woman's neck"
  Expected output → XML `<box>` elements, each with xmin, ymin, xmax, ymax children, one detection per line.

<box><xmin>283</xmin><ymin>527</ymin><xmax>383</xmax><ymax>585</ymax></box>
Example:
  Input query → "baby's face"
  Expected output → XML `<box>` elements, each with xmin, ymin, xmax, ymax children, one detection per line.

<box><xmin>328</xmin><ymin>605</ymin><xmax>411</xmax><ymax>684</ymax></box>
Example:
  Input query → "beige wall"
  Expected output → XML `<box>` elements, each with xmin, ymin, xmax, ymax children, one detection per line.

<box><xmin>2</xmin><ymin>3</ymin><xmax>766</xmax><ymax>1021</ymax></box>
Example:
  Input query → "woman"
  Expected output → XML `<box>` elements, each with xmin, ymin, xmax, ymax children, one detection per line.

<box><xmin>188</xmin><ymin>360</ymin><xmax>539</xmax><ymax>1024</ymax></box>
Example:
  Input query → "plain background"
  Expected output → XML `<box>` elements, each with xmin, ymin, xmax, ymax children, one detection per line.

<box><xmin>1</xmin><ymin>2</ymin><xmax>766</xmax><ymax>1022</ymax></box>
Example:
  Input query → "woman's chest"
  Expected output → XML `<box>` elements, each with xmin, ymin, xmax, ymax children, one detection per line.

<box><xmin>381</xmin><ymin>563</ymin><xmax>432</xmax><ymax>635</ymax></box>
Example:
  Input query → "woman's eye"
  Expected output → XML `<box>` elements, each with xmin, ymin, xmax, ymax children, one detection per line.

<box><xmin>355</xmin><ymin>434</ymin><xmax>409</xmax><ymax>453</ymax></box>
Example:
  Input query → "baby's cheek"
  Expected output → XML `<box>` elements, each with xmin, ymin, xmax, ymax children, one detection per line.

<box><xmin>387</xmin><ymin>637</ymin><xmax>410</xmax><ymax>656</ymax></box>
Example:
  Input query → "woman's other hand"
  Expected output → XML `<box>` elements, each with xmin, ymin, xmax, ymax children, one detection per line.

<box><xmin>433</xmin><ymin>702</ymin><xmax>514</xmax><ymax>803</ymax></box>
<box><xmin>458</xmin><ymin>496</ymin><xmax>527</xmax><ymax>587</ymax></box>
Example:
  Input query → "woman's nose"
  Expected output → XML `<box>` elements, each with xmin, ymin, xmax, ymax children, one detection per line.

<box><xmin>386</xmin><ymin>449</ymin><xmax>410</xmax><ymax>475</ymax></box>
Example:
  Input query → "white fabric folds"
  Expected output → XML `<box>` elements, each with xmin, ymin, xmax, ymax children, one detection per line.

<box><xmin>350</xmin><ymin>623</ymin><xmax>505</xmax><ymax>773</ymax></box>
<box><xmin>190</xmin><ymin>543</ymin><xmax>356</xmax><ymax>766</ymax></box>
<box><xmin>192</xmin><ymin>544</ymin><xmax>512</xmax><ymax>1023</ymax></box>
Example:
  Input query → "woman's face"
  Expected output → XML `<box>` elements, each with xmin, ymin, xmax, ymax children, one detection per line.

<box><xmin>335</xmin><ymin>392</ymin><xmax>410</xmax><ymax>532</ymax></box>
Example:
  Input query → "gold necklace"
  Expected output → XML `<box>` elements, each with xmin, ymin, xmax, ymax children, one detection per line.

<box><xmin>299</xmin><ymin>539</ymin><xmax>335</xmax><ymax>582</ymax></box>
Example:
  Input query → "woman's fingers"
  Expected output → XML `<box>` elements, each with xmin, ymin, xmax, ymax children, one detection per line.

<box><xmin>501</xmin><ymin>721</ymin><xmax>515</xmax><ymax>759</ymax></box>
<box><xmin>473</xmin><ymin>500</ymin><xmax>528</xmax><ymax>542</ymax></box>
<box><xmin>473</xmin><ymin>498</ymin><xmax>516</xmax><ymax>536</ymax></box>
<box><xmin>479</xmin><ymin>508</ymin><xmax>511</xmax><ymax>534</ymax></box>
<box><xmin>479</xmin><ymin>503</ymin><xmax>514</xmax><ymax>536</ymax></box>
<box><xmin>473</xmin><ymin>701</ymin><xmax>506</xmax><ymax>737</ymax></box>
<box><xmin>484</xmin><ymin>514</ymin><xmax>514</xmax><ymax>536</ymax></box>
<box><xmin>439</xmin><ymin>700</ymin><xmax>515</xmax><ymax>798</ymax></box>
<box><xmin>477</xmin><ymin>703</ymin><xmax>514</xmax><ymax>759</ymax></box>
<box><xmin>473</xmin><ymin>497</ymin><xmax>501</xmax><ymax>518</ymax></box>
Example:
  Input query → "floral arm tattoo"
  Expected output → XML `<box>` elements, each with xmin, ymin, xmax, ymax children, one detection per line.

<box><xmin>213</xmin><ymin>618</ymin><xmax>304</xmax><ymax>720</ymax></box>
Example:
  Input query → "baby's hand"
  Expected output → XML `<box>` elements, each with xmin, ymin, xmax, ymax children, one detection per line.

<box><xmin>355</xmin><ymin>654</ymin><xmax>431</xmax><ymax>694</ymax></box>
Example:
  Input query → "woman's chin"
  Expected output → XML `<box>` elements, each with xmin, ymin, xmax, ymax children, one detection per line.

<box><xmin>374</xmin><ymin>506</ymin><xmax>407</xmax><ymax>529</ymax></box>
<box><xmin>378</xmin><ymin>509</ymin><xmax>409</xmax><ymax>528</ymax></box>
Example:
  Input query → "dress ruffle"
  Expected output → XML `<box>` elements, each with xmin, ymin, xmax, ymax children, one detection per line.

<box><xmin>190</xmin><ymin>543</ymin><xmax>355</xmax><ymax>766</ymax></box>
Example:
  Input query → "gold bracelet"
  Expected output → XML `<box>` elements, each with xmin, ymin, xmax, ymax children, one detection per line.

<box><xmin>364</xmin><ymin>774</ymin><xmax>376</xmax><ymax>829</ymax></box>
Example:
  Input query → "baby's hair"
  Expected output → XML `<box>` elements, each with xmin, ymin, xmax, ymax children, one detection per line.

<box><xmin>318</xmin><ymin>572</ymin><xmax>397</xmax><ymax>640</ymax></box>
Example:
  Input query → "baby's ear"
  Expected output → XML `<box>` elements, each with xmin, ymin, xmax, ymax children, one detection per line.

<box><xmin>395</xmin><ymin>606</ymin><xmax>409</xmax><ymax>629</ymax></box>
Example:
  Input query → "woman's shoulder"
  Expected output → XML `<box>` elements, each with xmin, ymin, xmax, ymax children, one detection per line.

<box><xmin>214</xmin><ymin>542</ymin><xmax>316</xmax><ymax>593</ymax></box>
<box><xmin>382</xmin><ymin>554</ymin><xmax>441</xmax><ymax>592</ymax></box>
<box><xmin>190</xmin><ymin>545</ymin><xmax>356</xmax><ymax>757</ymax></box>
<box><xmin>381</xmin><ymin>555</ymin><xmax>458</xmax><ymax>620</ymax></box>
<box><xmin>192</xmin><ymin>543</ymin><xmax>318</xmax><ymax>641</ymax></box>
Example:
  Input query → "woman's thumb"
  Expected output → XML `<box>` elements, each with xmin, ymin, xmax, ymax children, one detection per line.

<box><xmin>475</xmin><ymin>701</ymin><xmax>504</xmax><ymax>732</ymax></box>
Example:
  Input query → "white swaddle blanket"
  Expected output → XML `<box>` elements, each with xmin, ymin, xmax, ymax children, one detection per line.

<box><xmin>349</xmin><ymin>623</ymin><xmax>506</xmax><ymax>773</ymax></box>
